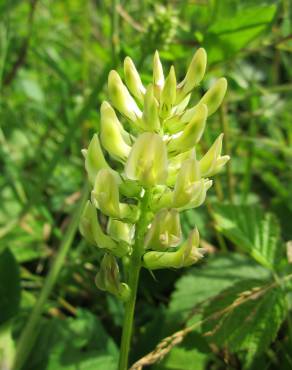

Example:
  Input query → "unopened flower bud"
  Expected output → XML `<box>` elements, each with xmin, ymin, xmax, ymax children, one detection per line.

<box><xmin>153</xmin><ymin>50</ymin><xmax>164</xmax><ymax>99</ymax></box>
<box><xmin>199</xmin><ymin>133</ymin><xmax>230</xmax><ymax>177</ymax></box>
<box><xmin>176</xmin><ymin>48</ymin><xmax>207</xmax><ymax>103</ymax></box>
<box><xmin>95</xmin><ymin>254</ymin><xmax>131</xmax><ymax>301</ymax></box>
<box><xmin>124</xmin><ymin>56</ymin><xmax>145</xmax><ymax>103</ymax></box>
<box><xmin>167</xmin><ymin>149</ymin><xmax>195</xmax><ymax>186</ymax></box>
<box><xmin>179</xmin><ymin>228</ymin><xmax>205</xmax><ymax>267</ymax></box>
<box><xmin>144</xmin><ymin>209</ymin><xmax>181</xmax><ymax>250</ymax></box>
<box><xmin>172</xmin><ymin>158</ymin><xmax>200</xmax><ymax>207</ymax></box>
<box><xmin>143</xmin><ymin>228</ymin><xmax>204</xmax><ymax>269</ymax></box>
<box><xmin>82</xmin><ymin>134</ymin><xmax>109</xmax><ymax>185</ymax></box>
<box><xmin>107</xmin><ymin>219</ymin><xmax>135</xmax><ymax>244</ymax></box>
<box><xmin>167</xmin><ymin>104</ymin><xmax>207</xmax><ymax>155</ymax></box>
<box><xmin>79</xmin><ymin>201</ymin><xmax>129</xmax><ymax>257</ymax></box>
<box><xmin>160</xmin><ymin>66</ymin><xmax>176</xmax><ymax>119</ymax></box>
<box><xmin>142</xmin><ymin>85</ymin><xmax>160</xmax><ymax>132</ymax></box>
<box><xmin>179</xmin><ymin>78</ymin><xmax>227</xmax><ymax>125</ymax></box>
<box><xmin>199</xmin><ymin>77</ymin><xmax>227</xmax><ymax>116</ymax></box>
<box><xmin>91</xmin><ymin>169</ymin><xmax>120</xmax><ymax>218</ymax></box>
<box><xmin>107</xmin><ymin>218</ymin><xmax>135</xmax><ymax>244</ymax></box>
<box><xmin>125</xmin><ymin>132</ymin><xmax>168</xmax><ymax>187</ymax></box>
<box><xmin>173</xmin><ymin>160</ymin><xmax>212</xmax><ymax>210</ymax></box>
<box><xmin>108</xmin><ymin>70</ymin><xmax>142</xmax><ymax>122</ymax></box>
<box><xmin>92</xmin><ymin>169</ymin><xmax>139</xmax><ymax>222</ymax></box>
<box><xmin>100</xmin><ymin>101</ymin><xmax>131</xmax><ymax>161</ymax></box>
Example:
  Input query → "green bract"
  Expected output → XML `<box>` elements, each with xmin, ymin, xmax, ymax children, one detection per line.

<box><xmin>79</xmin><ymin>49</ymin><xmax>229</xmax><ymax>300</ymax></box>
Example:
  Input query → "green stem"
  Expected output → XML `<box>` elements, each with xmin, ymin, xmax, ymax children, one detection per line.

<box><xmin>12</xmin><ymin>185</ymin><xmax>89</xmax><ymax>370</ymax></box>
<box><xmin>118</xmin><ymin>190</ymin><xmax>151</xmax><ymax>370</ymax></box>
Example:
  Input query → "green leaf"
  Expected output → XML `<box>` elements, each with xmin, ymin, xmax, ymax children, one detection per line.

<box><xmin>154</xmin><ymin>332</ymin><xmax>210</xmax><ymax>370</ymax></box>
<box><xmin>0</xmin><ymin>248</ymin><xmax>21</xmax><ymax>325</ymax></box>
<box><xmin>213</xmin><ymin>204</ymin><xmax>283</xmax><ymax>269</ymax></box>
<box><xmin>0</xmin><ymin>323</ymin><xmax>15</xmax><ymax>370</ymax></box>
<box><xmin>204</xmin><ymin>5</ymin><xmax>277</xmax><ymax>63</ymax></box>
<box><xmin>25</xmin><ymin>309</ymin><xmax>118</xmax><ymax>370</ymax></box>
<box><xmin>167</xmin><ymin>254</ymin><xmax>269</xmax><ymax>324</ymax></box>
<box><xmin>202</xmin><ymin>279</ymin><xmax>286</xmax><ymax>364</ymax></box>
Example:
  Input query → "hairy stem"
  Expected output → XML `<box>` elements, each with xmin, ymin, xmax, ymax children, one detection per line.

<box><xmin>118</xmin><ymin>190</ymin><xmax>151</xmax><ymax>370</ymax></box>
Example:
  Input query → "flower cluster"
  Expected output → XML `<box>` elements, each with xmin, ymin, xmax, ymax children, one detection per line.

<box><xmin>79</xmin><ymin>49</ymin><xmax>229</xmax><ymax>300</ymax></box>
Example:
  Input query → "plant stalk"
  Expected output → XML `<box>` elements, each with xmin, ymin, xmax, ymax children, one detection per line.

<box><xmin>118</xmin><ymin>190</ymin><xmax>151</xmax><ymax>370</ymax></box>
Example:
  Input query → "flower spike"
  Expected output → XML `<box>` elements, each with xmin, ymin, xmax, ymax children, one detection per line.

<box><xmin>80</xmin><ymin>49</ymin><xmax>230</xmax><ymax>310</ymax></box>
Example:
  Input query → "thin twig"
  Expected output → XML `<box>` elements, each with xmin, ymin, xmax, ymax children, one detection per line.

<box><xmin>117</xmin><ymin>5</ymin><xmax>145</xmax><ymax>32</ymax></box>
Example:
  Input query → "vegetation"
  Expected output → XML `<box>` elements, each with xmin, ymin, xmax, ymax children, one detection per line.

<box><xmin>0</xmin><ymin>1</ymin><xmax>291</xmax><ymax>369</ymax></box>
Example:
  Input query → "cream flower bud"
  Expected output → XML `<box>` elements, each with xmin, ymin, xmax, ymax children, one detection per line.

<box><xmin>153</xmin><ymin>50</ymin><xmax>164</xmax><ymax>99</ymax></box>
<box><xmin>200</xmin><ymin>133</ymin><xmax>230</xmax><ymax>177</ymax></box>
<box><xmin>172</xmin><ymin>158</ymin><xmax>200</xmax><ymax>207</ymax></box>
<box><xmin>144</xmin><ymin>209</ymin><xmax>181</xmax><ymax>251</ymax></box>
<box><xmin>82</xmin><ymin>134</ymin><xmax>109</xmax><ymax>185</ymax></box>
<box><xmin>152</xmin><ymin>157</ymin><xmax>210</xmax><ymax>211</ymax></box>
<box><xmin>92</xmin><ymin>169</ymin><xmax>139</xmax><ymax>222</ymax></box>
<box><xmin>95</xmin><ymin>254</ymin><xmax>131</xmax><ymax>301</ymax></box>
<box><xmin>125</xmin><ymin>132</ymin><xmax>168</xmax><ymax>188</ymax></box>
<box><xmin>167</xmin><ymin>149</ymin><xmax>195</xmax><ymax>186</ymax></box>
<box><xmin>179</xmin><ymin>228</ymin><xmax>205</xmax><ymax>267</ymax></box>
<box><xmin>172</xmin><ymin>159</ymin><xmax>213</xmax><ymax>210</ymax></box>
<box><xmin>176</xmin><ymin>48</ymin><xmax>207</xmax><ymax>103</ymax></box>
<box><xmin>108</xmin><ymin>70</ymin><xmax>142</xmax><ymax>122</ymax></box>
<box><xmin>160</xmin><ymin>66</ymin><xmax>177</xmax><ymax>119</ymax></box>
<box><xmin>124</xmin><ymin>56</ymin><xmax>146</xmax><ymax>103</ymax></box>
<box><xmin>100</xmin><ymin>101</ymin><xmax>131</xmax><ymax>161</ymax></box>
<box><xmin>178</xmin><ymin>78</ymin><xmax>227</xmax><ymax>126</ymax></box>
<box><xmin>199</xmin><ymin>77</ymin><xmax>227</xmax><ymax>116</ymax></box>
<box><xmin>107</xmin><ymin>219</ymin><xmax>135</xmax><ymax>244</ymax></box>
<box><xmin>167</xmin><ymin>104</ymin><xmax>207</xmax><ymax>155</ymax></box>
<box><xmin>91</xmin><ymin>169</ymin><xmax>120</xmax><ymax>218</ymax></box>
<box><xmin>142</xmin><ymin>84</ymin><xmax>160</xmax><ymax>132</ymax></box>
<box><xmin>143</xmin><ymin>228</ymin><xmax>204</xmax><ymax>270</ymax></box>
<box><xmin>79</xmin><ymin>201</ymin><xmax>129</xmax><ymax>257</ymax></box>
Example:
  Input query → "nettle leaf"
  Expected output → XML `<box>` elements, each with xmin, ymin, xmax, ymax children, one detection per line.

<box><xmin>25</xmin><ymin>309</ymin><xmax>118</xmax><ymax>370</ymax></box>
<box><xmin>167</xmin><ymin>254</ymin><xmax>269</xmax><ymax>323</ymax></box>
<box><xmin>202</xmin><ymin>279</ymin><xmax>286</xmax><ymax>363</ymax></box>
<box><xmin>154</xmin><ymin>332</ymin><xmax>210</xmax><ymax>370</ymax></box>
<box><xmin>213</xmin><ymin>205</ymin><xmax>283</xmax><ymax>270</ymax></box>
<box><xmin>0</xmin><ymin>248</ymin><xmax>21</xmax><ymax>325</ymax></box>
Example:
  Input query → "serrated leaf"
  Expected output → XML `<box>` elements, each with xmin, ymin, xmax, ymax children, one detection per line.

<box><xmin>153</xmin><ymin>332</ymin><xmax>209</xmax><ymax>370</ymax></box>
<box><xmin>167</xmin><ymin>254</ymin><xmax>269</xmax><ymax>323</ymax></box>
<box><xmin>202</xmin><ymin>279</ymin><xmax>286</xmax><ymax>364</ymax></box>
<box><xmin>154</xmin><ymin>347</ymin><xmax>206</xmax><ymax>370</ymax></box>
<box><xmin>213</xmin><ymin>205</ymin><xmax>282</xmax><ymax>270</ymax></box>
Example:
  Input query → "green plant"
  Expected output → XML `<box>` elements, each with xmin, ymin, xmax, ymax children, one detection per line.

<box><xmin>79</xmin><ymin>49</ymin><xmax>229</xmax><ymax>369</ymax></box>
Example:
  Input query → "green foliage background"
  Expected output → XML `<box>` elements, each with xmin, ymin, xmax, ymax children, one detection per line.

<box><xmin>0</xmin><ymin>0</ymin><xmax>292</xmax><ymax>369</ymax></box>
